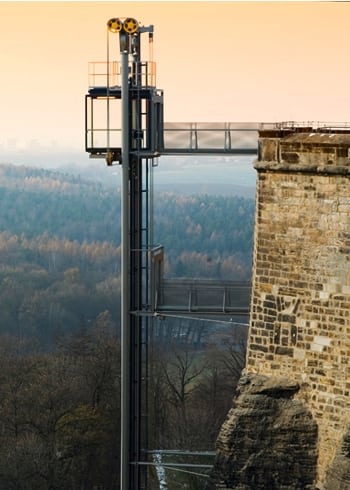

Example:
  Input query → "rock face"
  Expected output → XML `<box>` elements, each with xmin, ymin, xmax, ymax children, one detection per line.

<box><xmin>207</xmin><ymin>374</ymin><xmax>318</xmax><ymax>490</ymax></box>
<box><xmin>324</xmin><ymin>430</ymin><xmax>350</xmax><ymax>490</ymax></box>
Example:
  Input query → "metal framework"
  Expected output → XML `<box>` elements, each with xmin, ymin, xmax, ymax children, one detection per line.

<box><xmin>155</xmin><ymin>279</ymin><xmax>250</xmax><ymax>315</ymax></box>
<box><xmin>84</xmin><ymin>18</ymin><xmax>350</xmax><ymax>490</ymax></box>
<box><xmin>85</xmin><ymin>19</ymin><xmax>165</xmax><ymax>489</ymax></box>
<box><xmin>85</xmin><ymin>17</ymin><xmax>251</xmax><ymax>490</ymax></box>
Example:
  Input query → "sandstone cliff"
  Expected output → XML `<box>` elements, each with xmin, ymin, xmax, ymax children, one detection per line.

<box><xmin>323</xmin><ymin>430</ymin><xmax>350</xmax><ymax>490</ymax></box>
<box><xmin>207</xmin><ymin>374</ymin><xmax>318</xmax><ymax>490</ymax></box>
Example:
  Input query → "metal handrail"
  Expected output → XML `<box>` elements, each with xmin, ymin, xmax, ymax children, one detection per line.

<box><xmin>88</xmin><ymin>60</ymin><xmax>156</xmax><ymax>88</ymax></box>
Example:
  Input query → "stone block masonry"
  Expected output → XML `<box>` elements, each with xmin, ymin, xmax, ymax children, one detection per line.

<box><xmin>209</xmin><ymin>129</ymin><xmax>350</xmax><ymax>490</ymax></box>
<box><xmin>247</xmin><ymin>129</ymin><xmax>350</xmax><ymax>487</ymax></box>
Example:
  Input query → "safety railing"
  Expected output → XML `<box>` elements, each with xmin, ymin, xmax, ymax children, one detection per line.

<box><xmin>88</xmin><ymin>60</ymin><xmax>156</xmax><ymax>88</ymax></box>
<box><xmin>86</xmin><ymin>119</ymin><xmax>350</xmax><ymax>159</ymax></box>
<box><xmin>275</xmin><ymin>121</ymin><xmax>350</xmax><ymax>132</ymax></box>
<box><xmin>162</xmin><ymin>122</ymin><xmax>272</xmax><ymax>154</ymax></box>
<box><xmin>88</xmin><ymin>61</ymin><xmax>119</xmax><ymax>88</ymax></box>
<box><xmin>154</xmin><ymin>279</ymin><xmax>251</xmax><ymax>315</ymax></box>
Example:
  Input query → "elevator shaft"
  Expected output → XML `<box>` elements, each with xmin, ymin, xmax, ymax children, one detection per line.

<box><xmin>116</xmin><ymin>20</ymin><xmax>159</xmax><ymax>490</ymax></box>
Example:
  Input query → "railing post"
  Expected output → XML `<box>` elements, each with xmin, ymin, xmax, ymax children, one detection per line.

<box><xmin>225</xmin><ymin>123</ymin><xmax>232</xmax><ymax>150</ymax></box>
<box><xmin>223</xmin><ymin>288</ymin><xmax>227</xmax><ymax>312</ymax></box>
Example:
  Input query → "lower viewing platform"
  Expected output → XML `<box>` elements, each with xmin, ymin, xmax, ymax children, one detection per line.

<box><xmin>153</xmin><ymin>279</ymin><xmax>251</xmax><ymax>316</ymax></box>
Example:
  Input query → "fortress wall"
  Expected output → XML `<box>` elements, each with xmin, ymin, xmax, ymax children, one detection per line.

<box><xmin>246</xmin><ymin>130</ymin><xmax>350</xmax><ymax>483</ymax></box>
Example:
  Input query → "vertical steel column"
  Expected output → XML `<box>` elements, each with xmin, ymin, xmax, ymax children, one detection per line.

<box><xmin>129</xmin><ymin>154</ymin><xmax>143</xmax><ymax>489</ymax></box>
<box><xmin>129</xmin><ymin>44</ymin><xmax>145</xmax><ymax>490</ymax></box>
<box><xmin>129</xmin><ymin>103</ymin><xmax>142</xmax><ymax>488</ymax></box>
<box><xmin>121</xmin><ymin>36</ymin><xmax>146</xmax><ymax>490</ymax></box>
<box><xmin>118</xmin><ymin>23</ymin><xmax>157</xmax><ymax>490</ymax></box>
<box><xmin>120</xmin><ymin>48</ymin><xmax>130</xmax><ymax>490</ymax></box>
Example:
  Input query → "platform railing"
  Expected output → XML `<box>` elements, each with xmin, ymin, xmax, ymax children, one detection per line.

<box><xmin>155</xmin><ymin>279</ymin><xmax>251</xmax><ymax>315</ymax></box>
<box><xmin>162</xmin><ymin>122</ymin><xmax>274</xmax><ymax>155</ymax></box>
<box><xmin>275</xmin><ymin>121</ymin><xmax>350</xmax><ymax>131</ymax></box>
<box><xmin>88</xmin><ymin>60</ymin><xmax>156</xmax><ymax>88</ymax></box>
<box><xmin>86</xmin><ymin>121</ymin><xmax>350</xmax><ymax>158</ymax></box>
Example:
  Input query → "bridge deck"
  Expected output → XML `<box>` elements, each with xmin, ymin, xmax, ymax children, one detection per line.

<box><xmin>154</xmin><ymin>279</ymin><xmax>251</xmax><ymax>316</ymax></box>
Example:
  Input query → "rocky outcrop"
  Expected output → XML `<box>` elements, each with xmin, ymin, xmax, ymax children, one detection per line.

<box><xmin>207</xmin><ymin>374</ymin><xmax>318</xmax><ymax>490</ymax></box>
<box><xmin>324</xmin><ymin>430</ymin><xmax>350</xmax><ymax>490</ymax></box>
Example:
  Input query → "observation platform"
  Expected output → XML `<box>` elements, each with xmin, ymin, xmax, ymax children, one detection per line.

<box><xmin>153</xmin><ymin>279</ymin><xmax>251</xmax><ymax>316</ymax></box>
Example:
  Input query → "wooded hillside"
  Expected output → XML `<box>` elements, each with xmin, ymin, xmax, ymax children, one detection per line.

<box><xmin>0</xmin><ymin>163</ymin><xmax>254</xmax><ymax>345</ymax></box>
<box><xmin>0</xmin><ymin>162</ymin><xmax>252</xmax><ymax>487</ymax></box>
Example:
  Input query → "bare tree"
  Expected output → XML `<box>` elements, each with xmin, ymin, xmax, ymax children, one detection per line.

<box><xmin>161</xmin><ymin>343</ymin><xmax>206</xmax><ymax>448</ymax></box>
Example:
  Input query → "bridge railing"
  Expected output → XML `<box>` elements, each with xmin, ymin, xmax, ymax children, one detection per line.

<box><xmin>162</xmin><ymin>122</ymin><xmax>278</xmax><ymax>155</ymax></box>
<box><xmin>86</xmin><ymin>120</ymin><xmax>350</xmax><ymax>159</ymax></box>
<box><xmin>154</xmin><ymin>278</ymin><xmax>251</xmax><ymax>315</ymax></box>
<box><xmin>274</xmin><ymin>121</ymin><xmax>350</xmax><ymax>131</ymax></box>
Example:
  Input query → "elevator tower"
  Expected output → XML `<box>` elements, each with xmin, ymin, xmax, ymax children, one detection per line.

<box><xmin>84</xmin><ymin>16</ymin><xmax>271</xmax><ymax>490</ymax></box>
<box><xmin>85</xmin><ymin>17</ymin><xmax>164</xmax><ymax>490</ymax></box>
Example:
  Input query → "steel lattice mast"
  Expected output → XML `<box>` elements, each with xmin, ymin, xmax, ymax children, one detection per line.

<box><xmin>85</xmin><ymin>17</ymin><xmax>164</xmax><ymax>489</ymax></box>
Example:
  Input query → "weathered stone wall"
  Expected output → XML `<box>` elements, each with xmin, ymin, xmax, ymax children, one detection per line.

<box><xmin>245</xmin><ymin>130</ymin><xmax>350</xmax><ymax>486</ymax></box>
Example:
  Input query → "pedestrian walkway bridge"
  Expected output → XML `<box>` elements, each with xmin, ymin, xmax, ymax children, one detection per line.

<box><xmin>161</xmin><ymin>121</ymin><xmax>350</xmax><ymax>155</ymax></box>
<box><xmin>161</xmin><ymin>122</ymin><xmax>264</xmax><ymax>155</ymax></box>
<box><xmin>153</xmin><ymin>278</ymin><xmax>251</xmax><ymax>316</ymax></box>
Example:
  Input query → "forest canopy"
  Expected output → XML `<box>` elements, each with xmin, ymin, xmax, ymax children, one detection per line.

<box><xmin>0</xmin><ymin>162</ymin><xmax>252</xmax><ymax>488</ymax></box>
<box><xmin>0</xmin><ymin>162</ymin><xmax>254</xmax><ymax>344</ymax></box>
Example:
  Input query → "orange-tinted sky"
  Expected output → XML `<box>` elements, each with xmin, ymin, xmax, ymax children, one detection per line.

<box><xmin>0</xmin><ymin>1</ymin><xmax>349</xmax><ymax>152</ymax></box>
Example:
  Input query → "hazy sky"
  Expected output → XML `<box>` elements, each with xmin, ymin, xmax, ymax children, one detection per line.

<box><xmin>1</xmin><ymin>1</ymin><xmax>349</xmax><ymax>154</ymax></box>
